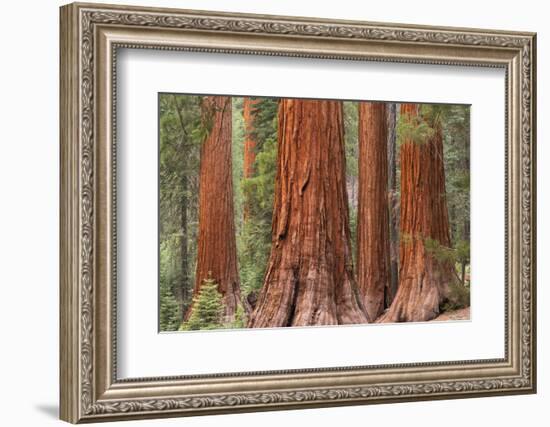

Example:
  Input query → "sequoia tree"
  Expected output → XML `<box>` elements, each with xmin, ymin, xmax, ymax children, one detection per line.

<box><xmin>185</xmin><ymin>96</ymin><xmax>245</xmax><ymax>323</ymax></box>
<box><xmin>248</xmin><ymin>99</ymin><xmax>369</xmax><ymax>328</ymax></box>
<box><xmin>378</xmin><ymin>104</ymin><xmax>455</xmax><ymax>323</ymax></box>
<box><xmin>356</xmin><ymin>102</ymin><xmax>391</xmax><ymax>320</ymax></box>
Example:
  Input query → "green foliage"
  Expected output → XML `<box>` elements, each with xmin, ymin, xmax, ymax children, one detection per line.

<box><xmin>159</xmin><ymin>274</ymin><xmax>180</xmax><ymax>331</ymax></box>
<box><xmin>242</xmin><ymin>136</ymin><xmax>278</xmax><ymax>212</ymax></box>
<box><xmin>180</xmin><ymin>278</ymin><xmax>224</xmax><ymax>331</ymax></box>
<box><xmin>159</xmin><ymin>94</ymin><xmax>202</xmax><ymax>331</ymax></box>
<box><xmin>402</xmin><ymin>234</ymin><xmax>470</xmax><ymax>290</ymax></box>
<box><xmin>159</xmin><ymin>238</ymin><xmax>183</xmax><ymax>331</ymax></box>
<box><xmin>420</xmin><ymin>103</ymin><xmax>446</xmax><ymax>125</ymax></box>
<box><xmin>454</xmin><ymin>239</ymin><xmax>470</xmax><ymax>266</ymax></box>
<box><xmin>424</xmin><ymin>236</ymin><xmax>457</xmax><ymax>265</ymax></box>
<box><xmin>442</xmin><ymin>282</ymin><xmax>471</xmax><ymax>311</ymax></box>
<box><xmin>397</xmin><ymin>111</ymin><xmax>435</xmax><ymax>146</ymax></box>
<box><xmin>238</xmin><ymin>98</ymin><xmax>278</xmax><ymax>296</ymax></box>
<box><xmin>227</xmin><ymin>304</ymin><xmax>247</xmax><ymax>329</ymax></box>
<box><xmin>249</xmin><ymin>97</ymin><xmax>279</xmax><ymax>143</ymax></box>
<box><xmin>232</xmin><ymin>97</ymin><xmax>245</xmax><ymax>229</ymax></box>
<box><xmin>344</xmin><ymin>102</ymin><xmax>359</xmax><ymax>264</ymax></box>
<box><xmin>344</xmin><ymin>102</ymin><xmax>359</xmax><ymax>180</ymax></box>
<box><xmin>442</xmin><ymin>105</ymin><xmax>470</xmax><ymax>246</ymax></box>
<box><xmin>238</xmin><ymin>218</ymin><xmax>273</xmax><ymax>295</ymax></box>
<box><xmin>436</xmin><ymin>104</ymin><xmax>471</xmax><ymax>287</ymax></box>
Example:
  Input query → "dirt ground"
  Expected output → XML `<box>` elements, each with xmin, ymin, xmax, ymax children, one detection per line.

<box><xmin>432</xmin><ymin>307</ymin><xmax>470</xmax><ymax>321</ymax></box>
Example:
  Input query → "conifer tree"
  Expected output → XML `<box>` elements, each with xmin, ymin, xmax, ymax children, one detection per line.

<box><xmin>181</xmin><ymin>278</ymin><xmax>224</xmax><ymax>331</ymax></box>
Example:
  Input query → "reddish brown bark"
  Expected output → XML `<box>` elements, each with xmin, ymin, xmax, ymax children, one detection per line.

<box><xmin>243</xmin><ymin>97</ymin><xmax>259</xmax><ymax>220</ymax></box>
<box><xmin>378</xmin><ymin>104</ymin><xmax>455</xmax><ymax>323</ymax></box>
<box><xmin>357</xmin><ymin>102</ymin><xmax>392</xmax><ymax>321</ymax></box>
<box><xmin>248</xmin><ymin>99</ymin><xmax>369</xmax><ymax>328</ymax></box>
<box><xmin>185</xmin><ymin>96</ymin><xmax>244</xmax><ymax>322</ymax></box>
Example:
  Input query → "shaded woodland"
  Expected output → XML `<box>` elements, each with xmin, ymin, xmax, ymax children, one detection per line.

<box><xmin>159</xmin><ymin>94</ymin><xmax>470</xmax><ymax>331</ymax></box>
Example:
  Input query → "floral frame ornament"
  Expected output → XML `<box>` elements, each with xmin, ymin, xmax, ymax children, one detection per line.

<box><xmin>60</xmin><ymin>2</ymin><xmax>536</xmax><ymax>423</ymax></box>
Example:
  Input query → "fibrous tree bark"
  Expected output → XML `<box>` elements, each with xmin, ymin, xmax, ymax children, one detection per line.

<box><xmin>356</xmin><ymin>102</ymin><xmax>392</xmax><ymax>321</ymax></box>
<box><xmin>185</xmin><ymin>96</ymin><xmax>244</xmax><ymax>323</ymax></box>
<box><xmin>379</xmin><ymin>103</ymin><xmax>455</xmax><ymax>323</ymax></box>
<box><xmin>248</xmin><ymin>99</ymin><xmax>369</xmax><ymax>328</ymax></box>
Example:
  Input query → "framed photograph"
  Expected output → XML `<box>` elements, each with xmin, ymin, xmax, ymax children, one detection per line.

<box><xmin>60</xmin><ymin>2</ymin><xmax>537</xmax><ymax>423</ymax></box>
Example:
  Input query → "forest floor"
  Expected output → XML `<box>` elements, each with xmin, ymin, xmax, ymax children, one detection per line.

<box><xmin>432</xmin><ymin>307</ymin><xmax>470</xmax><ymax>322</ymax></box>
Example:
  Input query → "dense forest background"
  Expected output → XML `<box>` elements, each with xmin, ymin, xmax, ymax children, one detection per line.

<box><xmin>159</xmin><ymin>94</ymin><xmax>470</xmax><ymax>332</ymax></box>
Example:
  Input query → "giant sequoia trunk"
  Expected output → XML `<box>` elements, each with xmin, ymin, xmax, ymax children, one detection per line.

<box><xmin>185</xmin><ymin>96</ymin><xmax>243</xmax><ymax>322</ymax></box>
<box><xmin>356</xmin><ymin>102</ymin><xmax>391</xmax><ymax>320</ymax></box>
<box><xmin>248</xmin><ymin>99</ymin><xmax>369</xmax><ymax>328</ymax></box>
<box><xmin>243</xmin><ymin>97</ymin><xmax>259</xmax><ymax>220</ymax></box>
<box><xmin>379</xmin><ymin>104</ymin><xmax>455</xmax><ymax>323</ymax></box>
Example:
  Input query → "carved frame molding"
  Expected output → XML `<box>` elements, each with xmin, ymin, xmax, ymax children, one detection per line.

<box><xmin>60</xmin><ymin>2</ymin><xmax>536</xmax><ymax>423</ymax></box>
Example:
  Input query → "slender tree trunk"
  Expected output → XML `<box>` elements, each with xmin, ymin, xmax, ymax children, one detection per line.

<box><xmin>378</xmin><ymin>104</ymin><xmax>455</xmax><ymax>323</ymax></box>
<box><xmin>461</xmin><ymin>220</ymin><xmax>469</xmax><ymax>286</ymax></box>
<box><xmin>461</xmin><ymin>129</ymin><xmax>470</xmax><ymax>286</ymax></box>
<box><xmin>356</xmin><ymin>102</ymin><xmax>391</xmax><ymax>320</ymax></box>
<box><xmin>243</xmin><ymin>97</ymin><xmax>259</xmax><ymax>220</ymax></box>
<box><xmin>347</xmin><ymin>177</ymin><xmax>358</xmax><ymax>212</ymax></box>
<box><xmin>248</xmin><ymin>99</ymin><xmax>369</xmax><ymax>328</ymax></box>
<box><xmin>387</xmin><ymin>103</ymin><xmax>399</xmax><ymax>304</ymax></box>
<box><xmin>185</xmin><ymin>96</ymin><xmax>244</xmax><ymax>323</ymax></box>
<box><xmin>172</xmin><ymin>95</ymin><xmax>190</xmax><ymax>320</ymax></box>
<box><xmin>179</xmin><ymin>174</ymin><xmax>189</xmax><ymax>319</ymax></box>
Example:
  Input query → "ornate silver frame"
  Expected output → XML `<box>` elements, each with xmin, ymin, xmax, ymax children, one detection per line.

<box><xmin>60</xmin><ymin>2</ymin><xmax>537</xmax><ymax>423</ymax></box>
